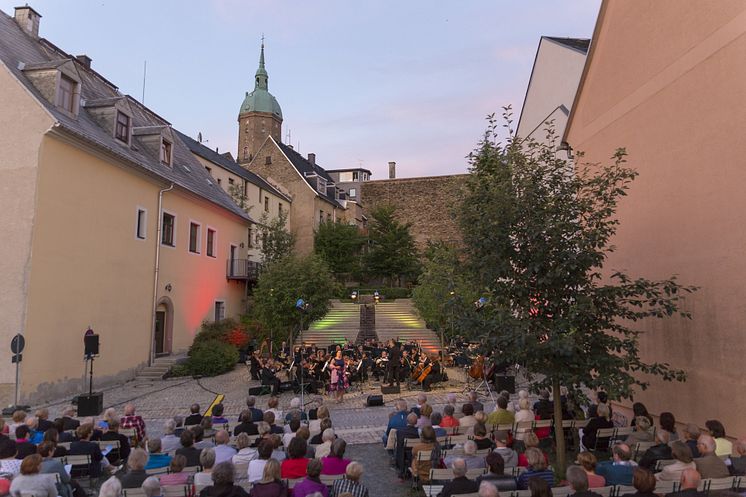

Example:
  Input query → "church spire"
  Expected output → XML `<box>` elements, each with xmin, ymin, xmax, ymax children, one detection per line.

<box><xmin>255</xmin><ymin>37</ymin><xmax>268</xmax><ymax>91</ymax></box>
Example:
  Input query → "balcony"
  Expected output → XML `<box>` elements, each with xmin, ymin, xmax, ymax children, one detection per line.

<box><xmin>226</xmin><ymin>259</ymin><xmax>261</xmax><ymax>281</ymax></box>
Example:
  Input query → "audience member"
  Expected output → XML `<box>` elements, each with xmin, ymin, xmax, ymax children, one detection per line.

<box><xmin>704</xmin><ymin>420</ymin><xmax>732</xmax><ymax>456</ymax></box>
<box><xmin>631</xmin><ymin>403</ymin><xmax>654</xmax><ymax>427</ymax></box>
<box><xmin>517</xmin><ymin>448</ymin><xmax>555</xmax><ymax>489</ymax></box>
<box><xmin>468</xmin><ymin>392</ymin><xmax>484</xmax><ymax>413</ymax></box>
<box><xmin>246</xmin><ymin>396</ymin><xmax>264</xmax><ymax>423</ymax></box>
<box><xmin>597</xmin><ymin>443</ymin><xmax>636</xmax><ymax>486</ymax></box>
<box><xmin>99</xmin><ymin>476</ymin><xmax>122</xmax><ymax>497</ymax></box>
<box><xmin>308</xmin><ymin>405</ymin><xmax>329</xmax><ymax>435</ymax></box>
<box><xmin>24</xmin><ymin>418</ymin><xmax>42</xmax><ymax>445</ymax></box>
<box><xmin>321</xmin><ymin>439</ymin><xmax>351</xmax><ymax>476</ymax></box>
<box><xmin>659</xmin><ymin>412</ymin><xmax>679</xmax><ymax>443</ymax></box>
<box><xmin>42</xmin><ymin>428</ymin><xmax>67</xmax><ymax>457</ymax></box>
<box><xmin>293</xmin><ymin>458</ymin><xmax>328</xmax><ymax>497</ymax></box>
<box><xmin>295</xmin><ymin>427</ymin><xmax>314</xmax><ymax>459</ymax></box>
<box><xmin>35</xmin><ymin>409</ymin><xmax>53</xmax><ymax>433</ymax></box>
<box><xmin>38</xmin><ymin>442</ymin><xmax>73</xmax><ymax>497</ymax></box>
<box><xmin>212</xmin><ymin>404</ymin><xmax>229</xmax><ymax>425</ymax></box>
<box><xmin>620</xmin><ymin>467</ymin><xmax>658</xmax><ymax>497</ymax></box>
<box><xmin>587</xmin><ymin>391</ymin><xmax>611</xmax><ymax>419</ymax></box>
<box><xmin>439</xmin><ymin>458</ymin><xmax>479</xmax><ymax>497</ymax></box>
<box><xmin>315</xmin><ymin>429</ymin><xmax>336</xmax><ymax>460</ymax></box>
<box><xmin>194</xmin><ymin>426</ymin><xmax>215</xmax><ymax>450</ymax></box>
<box><xmin>473</xmin><ymin>424</ymin><xmax>495</xmax><ymax>451</ymax></box>
<box><xmin>56</xmin><ymin>407</ymin><xmax>80</xmax><ymax>432</ymax></box>
<box><xmin>527</xmin><ymin>475</ymin><xmax>552</xmax><ymax>497</ymax></box>
<box><xmin>249</xmin><ymin>458</ymin><xmax>287</xmax><ymax>497</ymax></box>
<box><xmin>411</xmin><ymin>426</ymin><xmax>438</xmax><ymax>482</ymax></box>
<box><xmin>14</xmin><ymin>426</ymin><xmax>37</xmax><ymax>459</ymax></box>
<box><xmin>175</xmin><ymin>430</ymin><xmax>202</xmax><ymax>467</ymax></box>
<box><xmin>441</xmin><ymin>405</ymin><xmax>460</xmax><ymax>429</ymax></box>
<box><xmin>310</xmin><ymin>419</ymin><xmax>333</xmax><ymax>445</ymax></box>
<box><xmin>119</xmin><ymin>448</ymin><xmax>149</xmax><ymax>488</ymax></box>
<box><xmin>269</xmin><ymin>435</ymin><xmax>286</xmax><ymax>463</ymax></box>
<box><xmin>280</xmin><ymin>437</ymin><xmax>309</xmax><ymax>479</ymax></box>
<box><xmin>185</xmin><ymin>404</ymin><xmax>203</xmax><ymax>426</ymax></box>
<box><xmin>493</xmin><ymin>430</ymin><xmax>518</xmax><ymax>468</ymax></box>
<box><xmin>514</xmin><ymin>398</ymin><xmax>535</xmax><ymax>445</ymax></box>
<box><xmin>518</xmin><ymin>432</ymin><xmax>548</xmax><ymax>468</ymax></box>
<box><xmin>395</xmin><ymin>413</ymin><xmax>421</xmax><ymax>474</ymax></box>
<box><xmin>682</xmin><ymin>425</ymin><xmax>701</xmax><ymax>459</ymax></box>
<box><xmin>160</xmin><ymin>419</ymin><xmax>181</xmax><ymax>453</ymax></box>
<box><xmin>639</xmin><ymin>430</ymin><xmax>672</xmax><ymax>471</ymax></box>
<box><xmin>233</xmin><ymin>433</ymin><xmax>258</xmax><ymax>465</ymax></box>
<box><xmin>582</xmin><ymin>404</ymin><xmax>614</xmax><ymax>451</ymax></box>
<box><xmin>248</xmin><ymin>440</ymin><xmax>274</xmax><ymax>483</ymax></box>
<box><xmin>159</xmin><ymin>455</ymin><xmax>189</xmax><ymax>486</ymax></box>
<box><xmin>729</xmin><ymin>438</ymin><xmax>746</xmax><ymax>476</ymax></box>
<box><xmin>576</xmin><ymin>452</ymin><xmax>606</xmax><ymax>488</ymax></box>
<box><xmin>488</xmin><ymin>396</ymin><xmax>515</xmax><ymax>426</ymax></box>
<box><xmin>478</xmin><ymin>480</ymin><xmax>500</xmax><ymax>497</ymax></box>
<box><xmin>459</xmin><ymin>404</ymin><xmax>477</xmax><ymax>430</ymax></box>
<box><xmin>383</xmin><ymin>400</ymin><xmax>409</xmax><ymax>445</ymax></box>
<box><xmin>0</xmin><ymin>438</ymin><xmax>20</xmax><ymax>476</ymax></box>
<box><xmin>194</xmin><ymin>448</ymin><xmax>217</xmax><ymax>487</ymax></box>
<box><xmin>8</xmin><ymin>411</ymin><xmax>27</xmax><ymax>437</ymax></box>
<box><xmin>101</xmin><ymin>419</ymin><xmax>131</xmax><ymax>464</ymax></box>
<box><xmin>214</xmin><ymin>430</ymin><xmax>237</xmax><ymax>464</ymax></box>
<box><xmin>566</xmin><ymin>464</ymin><xmax>602</xmax><ymax>497</ymax></box>
<box><xmin>69</xmin><ymin>424</ymin><xmax>104</xmax><ymax>478</ymax></box>
<box><xmin>429</xmin><ymin>412</ymin><xmax>447</xmax><ymax>438</ymax></box>
<box><xmin>144</xmin><ymin>438</ymin><xmax>172</xmax><ymax>471</ymax></box>
<box><xmin>664</xmin><ymin>468</ymin><xmax>704</xmax><ymax>497</ymax></box>
<box><xmin>120</xmin><ymin>404</ymin><xmax>146</xmax><ymax>442</ymax></box>
<box><xmin>417</xmin><ymin>404</ymin><xmax>433</xmax><ymax>430</ymax></box>
<box><xmin>265</xmin><ymin>397</ymin><xmax>283</xmax><ymax>423</ymax></box>
<box><xmin>656</xmin><ymin>441</ymin><xmax>695</xmax><ymax>482</ymax></box>
<box><xmin>199</xmin><ymin>461</ymin><xmax>250</xmax><ymax>497</ymax></box>
<box><xmin>693</xmin><ymin>434</ymin><xmax>729</xmax><ymax>478</ymax></box>
<box><xmin>282</xmin><ymin>419</ymin><xmax>301</xmax><ymax>448</ymax></box>
<box><xmin>476</xmin><ymin>452</ymin><xmax>518</xmax><ymax>491</ymax></box>
<box><xmin>263</xmin><ymin>412</ymin><xmax>284</xmax><ymax>436</ymax></box>
<box><xmin>142</xmin><ymin>477</ymin><xmax>162</xmax><ymax>497</ymax></box>
<box><xmin>285</xmin><ymin>398</ymin><xmax>308</xmax><ymax>422</ymax></box>
<box><xmin>533</xmin><ymin>390</ymin><xmax>553</xmax><ymax>420</ymax></box>
<box><xmin>626</xmin><ymin>416</ymin><xmax>655</xmax><ymax>444</ymax></box>
<box><xmin>233</xmin><ymin>411</ymin><xmax>258</xmax><ymax>437</ymax></box>
<box><xmin>330</xmin><ymin>461</ymin><xmax>369</xmax><ymax>497</ymax></box>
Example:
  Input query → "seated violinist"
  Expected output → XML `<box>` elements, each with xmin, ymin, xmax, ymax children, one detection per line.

<box><xmin>260</xmin><ymin>358</ymin><xmax>281</xmax><ymax>396</ymax></box>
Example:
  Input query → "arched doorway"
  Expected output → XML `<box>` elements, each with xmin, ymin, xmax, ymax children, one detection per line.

<box><xmin>154</xmin><ymin>297</ymin><xmax>174</xmax><ymax>356</ymax></box>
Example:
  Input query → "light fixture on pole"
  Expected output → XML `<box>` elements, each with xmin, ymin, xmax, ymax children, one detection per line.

<box><xmin>350</xmin><ymin>291</ymin><xmax>358</xmax><ymax>301</ymax></box>
<box><xmin>373</xmin><ymin>290</ymin><xmax>380</xmax><ymax>303</ymax></box>
<box><xmin>295</xmin><ymin>298</ymin><xmax>311</xmax><ymax>415</ymax></box>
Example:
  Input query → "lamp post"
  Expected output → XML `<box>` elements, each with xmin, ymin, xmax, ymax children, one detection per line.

<box><xmin>295</xmin><ymin>298</ymin><xmax>310</xmax><ymax>414</ymax></box>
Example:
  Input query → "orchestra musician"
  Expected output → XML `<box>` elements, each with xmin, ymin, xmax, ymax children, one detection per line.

<box><xmin>387</xmin><ymin>339</ymin><xmax>401</xmax><ymax>387</ymax></box>
<box><xmin>329</xmin><ymin>350</ymin><xmax>348</xmax><ymax>403</ymax></box>
<box><xmin>260</xmin><ymin>358</ymin><xmax>281</xmax><ymax>395</ymax></box>
<box><xmin>248</xmin><ymin>350</ymin><xmax>262</xmax><ymax>380</ymax></box>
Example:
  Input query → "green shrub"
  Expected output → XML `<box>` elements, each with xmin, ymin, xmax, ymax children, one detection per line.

<box><xmin>193</xmin><ymin>318</ymin><xmax>251</xmax><ymax>351</ymax></box>
<box><xmin>167</xmin><ymin>364</ymin><xmax>191</xmax><ymax>377</ymax></box>
<box><xmin>186</xmin><ymin>339</ymin><xmax>239</xmax><ymax>377</ymax></box>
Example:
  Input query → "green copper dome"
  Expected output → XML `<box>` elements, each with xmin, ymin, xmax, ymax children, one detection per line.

<box><xmin>239</xmin><ymin>43</ymin><xmax>283</xmax><ymax>119</ymax></box>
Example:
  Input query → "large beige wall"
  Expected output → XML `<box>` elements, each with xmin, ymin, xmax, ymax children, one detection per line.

<box><xmin>0</xmin><ymin>64</ymin><xmax>54</xmax><ymax>393</ymax></box>
<box><xmin>565</xmin><ymin>0</ymin><xmax>746</xmax><ymax>435</ymax></box>
<box><xmin>21</xmin><ymin>136</ymin><xmax>247</xmax><ymax>402</ymax></box>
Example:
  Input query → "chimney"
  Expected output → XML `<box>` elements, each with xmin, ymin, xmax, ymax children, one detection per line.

<box><xmin>14</xmin><ymin>6</ymin><xmax>41</xmax><ymax>39</ymax></box>
<box><xmin>307</xmin><ymin>153</ymin><xmax>316</xmax><ymax>166</ymax></box>
<box><xmin>388</xmin><ymin>161</ymin><xmax>396</xmax><ymax>179</ymax></box>
<box><xmin>76</xmin><ymin>55</ymin><xmax>92</xmax><ymax>69</ymax></box>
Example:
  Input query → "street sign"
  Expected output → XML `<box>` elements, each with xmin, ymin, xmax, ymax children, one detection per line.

<box><xmin>10</xmin><ymin>334</ymin><xmax>25</xmax><ymax>354</ymax></box>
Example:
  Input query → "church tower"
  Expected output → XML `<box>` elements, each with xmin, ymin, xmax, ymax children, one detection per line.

<box><xmin>237</xmin><ymin>41</ymin><xmax>283</xmax><ymax>165</ymax></box>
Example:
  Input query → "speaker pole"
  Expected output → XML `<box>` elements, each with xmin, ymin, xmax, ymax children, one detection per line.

<box><xmin>88</xmin><ymin>354</ymin><xmax>94</xmax><ymax>396</ymax></box>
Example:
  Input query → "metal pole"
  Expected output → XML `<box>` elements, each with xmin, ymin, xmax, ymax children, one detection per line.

<box><xmin>89</xmin><ymin>357</ymin><xmax>94</xmax><ymax>396</ymax></box>
<box><xmin>299</xmin><ymin>314</ymin><xmax>305</xmax><ymax>414</ymax></box>
<box><xmin>14</xmin><ymin>354</ymin><xmax>19</xmax><ymax>407</ymax></box>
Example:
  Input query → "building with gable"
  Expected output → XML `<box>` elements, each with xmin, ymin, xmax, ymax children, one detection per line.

<box><xmin>0</xmin><ymin>6</ymin><xmax>256</xmax><ymax>403</ymax></box>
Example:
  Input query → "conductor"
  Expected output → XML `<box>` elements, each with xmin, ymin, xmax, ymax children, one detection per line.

<box><xmin>386</xmin><ymin>339</ymin><xmax>401</xmax><ymax>387</ymax></box>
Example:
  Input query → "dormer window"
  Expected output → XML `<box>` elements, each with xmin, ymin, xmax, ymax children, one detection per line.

<box><xmin>115</xmin><ymin>111</ymin><xmax>130</xmax><ymax>143</ymax></box>
<box><xmin>57</xmin><ymin>74</ymin><xmax>76</xmax><ymax>113</ymax></box>
<box><xmin>160</xmin><ymin>139</ymin><xmax>172</xmax><ymax>166</ymax></box>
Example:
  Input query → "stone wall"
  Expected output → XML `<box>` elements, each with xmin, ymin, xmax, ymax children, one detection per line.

<box><xmin>360</xmin><ymin>174</ymin><xmax>468</xmax><ymax>251</ymax></box>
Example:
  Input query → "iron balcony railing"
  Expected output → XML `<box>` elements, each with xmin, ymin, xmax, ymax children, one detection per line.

<box><xmin>226</xmin><ymin>259</ymin><xmax>261</xmax><ymax>281</ymax></box>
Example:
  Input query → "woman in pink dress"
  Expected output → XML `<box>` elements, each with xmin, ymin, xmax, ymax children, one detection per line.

<box><xmin>329</xmin><ymin>351</ymin><xmax>348</xmax><ymax>403</ymax></box>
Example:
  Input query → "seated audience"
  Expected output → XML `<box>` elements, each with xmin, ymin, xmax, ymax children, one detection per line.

<box><xmin>263</xmin><ymin>412</ymin><xmax>284</xmax><ymax>436</ymax></box>
<box><xmin>233</xmin><ymin>433</ymin><xmax>258</xmax><ymax>465</ymax></box>
<box><xmin>42</xmin><ymin>429</ymin><xmax>66</xmax><ymax>457</ymax></box>
<box><xmin>582</xmin><ymin>404</ymin><xmax>614</xmax><ymax>451</ymax></box>
<box><xmin>55</xmin><ymin>407</ymin><xmax>80</xmax><ymax>432</ymax></box>
<box><xmin>566</xmin><ymin>464</ymin><xmax>603</xmax><ymax>497</ymax></box>
<box><xmin>657</xmin><ymin>441</ymin><xmax>695</xmax><ymax>482</ymax></box>
<box><xmin>315</xmin><ymin>429</ymin><xmax>336</xmax><ymax>460</ymax></box>
<box><xmin>620</xmin><ymin>467</ymin><xmax>658</xmax><ymax>497</ymax></box>
<box><xmin>8</xmin><ymin>411</ymin><xmax>27</xmax><ymax>437</ymax></box>
<box><xmin>586</xmin><ymin>391</ymin><xmax>611</xmax><ymax>419</ymax></box>
<box><xmin>10</xmin><ymin>454</ymin><xmax>62</xmax><ymax>497</ymax></box>
<box><xmin>665</xmin><ymin>468</ymin><xmax>705</xmax><ymax>497</ymax></box>
<box><xmin>459</xmin><ymin>404</ymin><xmax>477</xmax><ymax>430</ymax></box>
<box><xmin>309</xmin><ymin>406</ymin><xmax>329</xmax><ymax>435</ymax></box>
<box><xmin>101</xmin><ymin>419</ymin><xmax>131</xmax><ymax>464</ymax></box>
<box><xmin>473</xmin><ymin>423</ymin><xmax>495</xmax><ymax>451</ymax></box>
<box><xmin>119</xmin><ymin>448</ymin><xmax>149</xmax><ymax>488</ymax></box>
<box><xmin>729</xmin><ymin>438</ymin><xmax>746</xmax><ymax>476</ymax></box>
<box><xmin>194</xmin><ymin>426</ymin><xmax>215</xmax><ymax>450</ymax></box>
<box><xmin>211</xmin><ymin>404</ymin><xmax>229</xmax><ymax>426</ymax></box>
<box><xmin>597</xmin><ymin>443</ymin><xmax>636</xmax><ymax>486</ymax></box>
<box><xmin>448</xmin><ymin>440</ymin><xmax>486</xmax><ymax>471</ymax></box>
<box><xmin>488</xmin><ymin>396</ymin><xmax>515</xmax><ymax>427</ymax></box>
<box><xmin>383</xmin><ymin>400</ymin><xmax>409</xmax><ymax>445</ymax></box>
<box><xmin>0</xmin><ymin>437</ymin><xmax>21</xmax><ymax>476</ymax></box>
<box><xmin>659</xmin><ymin>412</ymin><xmax>679</xmax><ymax>443</ymax></box>
<box><xmin>439</xmin><ymin>458</ymin><xmax>479</xmax><ymax>497</ymax></box>
<box><xmin>234</xmin><ymin>411</ymin><xmax>259</xmax><ymax>437</ymax></box>
<box><xmin>38</xmin><ymin>441</ymin><xmax>73</xmax><ymax>497</ymax></box>
<box><xmin>682</xmin><ymin>425</ymin><xmax>701</xmax><ymax>459</ymax></box>
<box><xmin>282</xmin><ymin>419</ymin><xmax>301</xmax><ymax>448</ymax></box>
<box><xmin>517</xmin><ymin>448</ymin><xmax>555</xmax><ymax>489</ymax></box>
<box><xmin>518</xmin><ymin>432</ymin><xmax>548</xmax><ymax>467</ymax></box>
<box><xmin>576</xmin><ymin>451</ymin><xmax>606</xmax><ymax>488</ymax></box>
<box><xmin>284</xmin><ymin>398</ymin><xmax>308</xmax><ymax>422</ymax></box>
<box><xmin>269</xmin><ymin>435</ymin><xmax>286</xmax><ymax>463</ymax></box>
<box><xmin>528</xmin><ymin>475</ymin><xmax>552</xmax><ymax>497</ymax></box>
<box><xmin>411</xmin><ymin>426</ymin><xmax>438</xmax><ymax>482</ymax></box>
<box><xmin>69</xmin><ymin>424</ymin><xmax>104</xmax><ymax>478</ymax></box>
<box><xmin>639</xmin><ymin>431</ymin><xmax>672</xmax><ymax>471</ymax></box>
<box><xmin>175</xmin><ymin>430</ymin><xmax>202</xmax><ymax>467</ymax></box>
<box><xmin>249</xmin><ymin>458</ymin><xmax>287</xmax><ymax>497</ymax></box>
<box><xmin>631</xmin><ymin>403</ymin><xmax>654</xmax><ymax>427</ymax></box>
<box><xmin>295</xmin><ymin>427</ymin><xmax>314</xmax><ymax>459</ymax></box>
<box><xmin>694</xmin><ymin>434</ymin><xmax>729</xmax><ymax>478</ymax></box>
<box><xmin>469</xmin><ymin>391</ymin><xmax>484</xmax><ymax>413</ymax></box>
<box><xmin>429</xmin><ymin>412</ymin><xmax>447</xmax><ymax>438</ymax></box>
<box><xmin>144</xmin><ymin>438</ymin><xmax>171</xmax><ymax>471</ymax></box>
<box><xmin>330</xmin><ymin>461</ymin><xmax>369</xmax><ymax>497</ymax></box>
<box><xmin>248</xmin><ymin>440</ymin><xmax>274</xmax><ymax>483</ymax></box>
<box><xmin>14</xmin><ymin>426</ymin><xmax>37</xmax><ymax>459</ymax></box>
<box><xmin>476</xmin><ymin>452</ymin><xmax>518</xmax><ymax>491</ymax></box>
<box><xmin>24</xmin><ymin>417</ymin><xmax>43</xmax><ymax>445</ymax></box>
<box><xmin>159</xmin><ymin>455</ymin><xmax>189</xmax><ymax>486</ymax></box>
<box><xmin>120</xmin><ymin>404</ymin><xmax>146</xmax><ymax>442</ymax></box>
<box><xmin>626</xmin><ymin>416</ymin><xmax>655</xmax><ymax>444</ymax></box>
<box><xmin>142</xmin><ymin>477</ymin><xmax>162</xmax><ymax>497</ymax></box>
<box><xmin>417</xmin><ymin>404</ymin><xmax>434</xmax><ymax>430</ymax></box>
<box><xmin>705</xmin><ymin>420</ymin><xmax>732</xmax><ymax>456</ymax></box>
<box><xmin>214</xmin><ymin>430</ymin><xmax>237</xmax><ymax>464</ymax></box>
<box><xmin>194</xmin><ymin>448</ymin><xmax>217</xmax><ymax>487</ymax></box>
<box><xmin>479</xmin><ymin>480</ymin><xmax>500</xmax><ymax>497</ymax></box>
<box><xmin>310</xmin><ymin>418</ymin><xmax>332</xmax><ymax>445</ymax></box>
<box><xmin>265</xmin><ymin>397</ymin><xmax>283</xmax><ymax>424</ymax></box>
<box><xmin>99</xmin><ymin>476</ymin><xmax>122</xmax><ymax>497</ymax></box>
<box><xmin>396</xmin><ymin>413</ymin><xmax>422</xmax><ymax>473</ymax></box>
<box><xmin>246</xmin><ymin>396</ymin><xmax>264</xmax><ymax>423</ymax></box>
<box><xmin>185</xmin><ymin>404</ymin><xmax>203</xmax><ymax>426</ymax></box>
<box><xmin>494</xmin><ymin>430</ymin><xmax>518</xmax><ymax>468</ymax></box>
<box><xmin>161</xmin><ymin>419</ymin><xmax>182</xmax><ymax>453</ymax></box>
<box><xmin>199</xmin><ymin>461</ymin><xmax>250</xmax><ymax>497</ymax></box>
<box><xmin>35</xmin><ymin>409</ymin><xmax>53</xmax><ymax>433</ymax></box>
<box><xmin>321</xmin><ymin>439</ymin><xmax>351</xmax><ymax>476</ymax></box>
<box><xmin>514</xmin><ymin>398</ymin><xmax>535</xmax><ymax>446</ymax></box>
<box><xmin>280</xmin><ymin>437</ymin><xmax>309</xmax><ymax>479</ymax></box>
<box><xmin>441</xmin><ymin>405</ymin><xmax>460</xmax><ymax>429</ymax></box>
<box><xmin>292</xmin><ymin>458</ymin><xmax>327</xmax><ymax>497</ymax></box>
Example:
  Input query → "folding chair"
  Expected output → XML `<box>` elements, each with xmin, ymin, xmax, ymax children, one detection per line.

<box><xmin>162</xmin><ymin>485</ymin><xmax>192</xmax><ymax>497</ymax></box>
<box><xmin>654</xmin><ymin>480</ymin><xmax>680</xmax><ymax>495</ymax></box>
<box><xmin>423</xmin><ymin>485</ymin><xmax>444</xmax><ymax>497</ymax></box>
<box><xmin>145</xmin><ymin>466</ymin><xmax>169</xmax><ymax>475</ymax></box>
<box><xmin>320</xmin><ymin>474</ymin><xmax>344</xmax><ymax>486</ymax></box>
<box><xmin>551</xmin><ymin>486</ymin><xmax>573</xmax><ymax>497</ymax></box>
<box><xmin>592</xmin><ymin>427</ymin><xmax>617</xmax><ymax>452</ymax></box>
<box><xmin>123</xmin><ymin>490</ymin><xmax>147</xmax><ymax>497</ymax></box>
<box><xmin>594</xmin><ymin>486</ymin><xmax>615</xmax><ymax>497</ymax></box>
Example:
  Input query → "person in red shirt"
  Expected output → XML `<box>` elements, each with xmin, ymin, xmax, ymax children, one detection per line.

<box><xmin>280</xmin><ymin>437</ymin><xmax>309</xmax><ymax>479</ymax></box>
<box><xmin>441</xmin><ymin>405</ymin><xmax>460</xmax><ymax>429</ymax></box>
<box><xmin>120</xmin><ymin>404</ymin><xmax>146</xmax><ymax>443</ymax></box>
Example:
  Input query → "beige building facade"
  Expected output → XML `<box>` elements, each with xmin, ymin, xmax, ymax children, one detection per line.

<box><xmin>564</xmin><ymin>0</ymin><xmax>746</xmax><ymax>434</ymax></box>
<box><xmin>0</xmin><ymin>7</ymin><xmax>252</xmax><ymax>403</ymax></box>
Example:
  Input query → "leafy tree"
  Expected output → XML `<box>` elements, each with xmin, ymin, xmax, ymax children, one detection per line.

<box><xmin>458</xmin><ymin>111</ymin><xmax>697</xmax><ymax>471</ymax></box>
<box><xmin>259</xmin><ymin>210</ymin><xmax>295</xmax><ymax>264</ymax></box>
<box><xmin>314</xmin><ymin>220</ymin><xmax>365</xmax><ymax>277</ymax></box>
<box><xmin>228</xmin><ymin>182</ymin><xmax>251</xmax><ymax>214</ymax></box>
<box><xmin>364</xmin><ymin>205</ymin><xmax>421</xmax><ymax>286</ymax></box>
<box><xmin>252</xmin><ymin>255</ymin><xmax>339</xmax><ymax>349</ymax></box>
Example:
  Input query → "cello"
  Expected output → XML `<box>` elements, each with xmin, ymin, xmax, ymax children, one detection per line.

<box><xmin>469</xmin><ymin>355</ymin><xmax>485</xmax><ymax>380</ymax></box>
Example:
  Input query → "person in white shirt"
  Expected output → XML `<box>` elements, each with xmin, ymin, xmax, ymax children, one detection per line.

<box><xmin>232</xmin><ymin>433</ymin><xmax>257</xmax><ymax>465</ymax></box>
<box><xmin>248</xmin><ymin>440</ymin><xmax>273</xmax><ymax>483</ymax></box>
<box><xmin>282</xmin><ymin>419</ymin><xmax>301</xmax><ymax>447</ymax></box>
<box><xmin>193</xmin><ymin>448</ymin><xmax>216</xmax><ymax>487</ymax></box>
<box><xmin>160</xmin><ymin>420</ymin><xmax>181</xmax><ymax>453</ymax></box>
<box><xmin>314</xmin><ymin>429</ymin><xmax>336</xmax><ymax>459</ymax></box>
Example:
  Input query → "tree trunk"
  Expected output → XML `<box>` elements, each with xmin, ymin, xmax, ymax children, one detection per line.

<box><xmin>552</xmin><ymin>377</ymin><xmax>567</xmax><ymax>477</ymax></box>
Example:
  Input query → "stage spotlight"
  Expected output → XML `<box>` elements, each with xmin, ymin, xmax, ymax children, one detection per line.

<box><xmin>373</xmin><ymin>291</ymin><xmax>380</xmax><ymax>303</ymax></box>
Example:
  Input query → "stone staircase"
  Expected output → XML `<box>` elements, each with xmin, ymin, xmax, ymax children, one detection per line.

<box><xmin>297</xmin><ymin>300</ymin><xmax>360</xmax><ymax>348</ymax></box>
<box><xmin>135</xmin><ymin>355</ymin><xmax>182</xmax><ymax>381</ymax></box>
<box><xmin>374</xmin><ymin>299</ymin><xmax>441</xmax><ymax>356</ymax></box>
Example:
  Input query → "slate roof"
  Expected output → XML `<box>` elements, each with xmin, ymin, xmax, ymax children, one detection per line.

<box><xmin>0</xmin><ymin>9</ymin><xmax>252</xmax><ymax>223</ymax></box>
<box><xmin>276</xmin><ymin>141</ymin><xmax>345</xmax><ymax>208</ymax></box>
<box><xmin>174</xmin><ymin>130</ymin><xmax>291</xmax><ymax>203</ymax></box>
<box><xmin>544</xmin><ymin>37</ymin><xmax>591</xmax><ymax>54</ymax></box>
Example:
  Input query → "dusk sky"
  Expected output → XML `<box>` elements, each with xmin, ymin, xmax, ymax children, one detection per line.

<box><xmin>1</xmin><ymin>0</ymin><xmax>601</xmax><ymax>179</ymax></box>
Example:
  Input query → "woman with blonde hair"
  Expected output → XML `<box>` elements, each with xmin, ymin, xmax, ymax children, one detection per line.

<box><xmin>517</xmin><ymin>432</ymin><xmax>548</xmax><ymax>468</ymax></box>
<box><xmin>249</xmin><ymin>458</ymin><xmax>287</xmax><ymax>497</ymax></box>
<box><xmin>576</xmin><ymin>452</ymin><xmax>606</xmax><ymax>488</ymax></box>
<box><xmin>10</xmin><ymin>454</ymin><xmax>57</xmax><ymax>497</ymax></box>
<box><xmin>514</xmin><ymin>398</ymin><xmax>535</xmax><ymax>445</ymax></box>
<box><xmin>516</xmin><ymin>448</ymin><xmax>555</xmax><ymax>489</ymax></box>
<box><xmin>655</xmin><ymin>441</ymin><xmax>695</xmax><ymax>481</ymax></box>
<box><xmin>582</xmin><ymin>403</ymin><xmax>614</xmax><ymax>451</ymax></box>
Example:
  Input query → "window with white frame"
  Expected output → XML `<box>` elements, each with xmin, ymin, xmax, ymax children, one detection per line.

<box><xmin>189</xmin><ymin>222</ymin><xmax>201</xmax><ymax>254</ymax></box>
<box><xmin>206</xmin><ymin>228</ymin><xmax>216</xmax><ymax>257</ymax></box>
<box><xmin>161</xmin><ymin>139</ymin><xmax>172</xmax><ymax>166</ymax></box>
<box><xmin>136</xmin><ymin>208</ymin><xmax>147</xmax><ymax>240</ymax></box>
<box><xmin>349</xmin><ymin>188</ymin><xmax>357</xmax><ymax>198</ymax></box>
<box><xmin>161</xmin><ymin>212</ymin><xmax>175</xmax><ymax>246</ymax></box>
